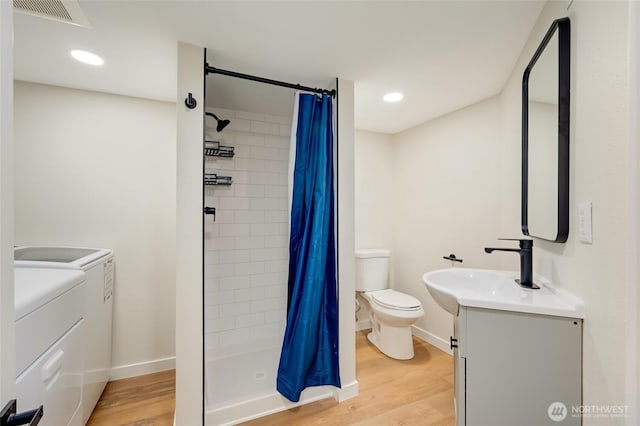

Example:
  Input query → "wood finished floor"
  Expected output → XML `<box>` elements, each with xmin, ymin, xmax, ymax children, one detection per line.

<box><xmin>87</xmin><ymin>369</ymin><xmax>176</xmax><ymax>426</ymax></box>
<box><xmin>242</xmin><ymin>331</ymin><xmax>454</xmax><ymax>426</ymax></box>
<box><xmin>87</xmin><ymin>331</ymin><xmax>454</xmax><ymax>425</ymax></box>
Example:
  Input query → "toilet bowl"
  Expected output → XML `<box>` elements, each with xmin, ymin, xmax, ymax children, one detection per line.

<box><xmin>355</xmin><ymin>249</ymin><xmax>424</xmax><ymax>360</ymax></box>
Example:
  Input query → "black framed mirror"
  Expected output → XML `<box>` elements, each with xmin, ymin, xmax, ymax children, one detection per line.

<box><xmin>522</xmin><ymin>17</ymin><xmax>570</xmax><ymax>243</ymax></box>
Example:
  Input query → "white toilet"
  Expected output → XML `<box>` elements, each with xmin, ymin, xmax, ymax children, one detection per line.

<box><xmin>355</xmin><ymin>249</ymin><xmax>424</xmax><ymax>360</ymax></box>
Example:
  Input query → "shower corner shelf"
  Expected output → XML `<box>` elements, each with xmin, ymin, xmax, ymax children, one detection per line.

<box><xmin>205</xmin><ymin>140</ymin><xmax>235</xmax><ymax>158</ymax></box>
<box><xmin>204</xmin><ymin>173</ymin><xmax>232</xmax><ymax>186</ymax></box>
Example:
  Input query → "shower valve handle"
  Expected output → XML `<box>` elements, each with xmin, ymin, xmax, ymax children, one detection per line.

<box><xmin>204</xmin><ymin>206</ymin><xmax>216</xmax><ymax>221</ymax></box>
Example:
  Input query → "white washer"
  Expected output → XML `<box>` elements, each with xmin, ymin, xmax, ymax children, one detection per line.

<box><xmin>15</xmin><ymin>267</ymin><xmax>86</xmax><ymax>426</ymax></box>
<box><xmin>15</xmin><ymin>246</ymin><xmax>114</xmax><ymax>424</ymax></box>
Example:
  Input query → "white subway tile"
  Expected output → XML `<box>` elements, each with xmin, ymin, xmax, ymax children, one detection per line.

<box><xmin>204</xmin><ymin>277</ymin><xmax>220</xmax><ymax>292</ymax></box>
<box><xmin>264</xmin><ymin>185</ymin><xmax>287</xmax><ymax>198</ymax></box>
<box><xmin>214</xmin><ymin>184</ymin><xmax>235</xmax><ymax>197</ymax></box>
<box><xmin>278</xmin><ymin>149</ymin><xmax>290</xmax><ymax>162</ymax></box>
<box><xmin>251</xmin><ymin>272</ymin><xmax>286</xmax><ymax>287</ymax></box>
<box><xmin>248</xmin><ymin>172</ymin><xmax>279</xmax><ymax>185</ymax></box>
<box><xmin>206</xmin><ymin>317</ymin><xmax>235</xmax><ymax>332</ymax></box>
<box><xmin>278</xmin><ymin>173</ymin><xmax>289</xmax><ymax>186</ymax></box>
<box><xmin>219</xmin><ymin>223</ymin><xmax>250</xmax><ymax>237</ymax></box>
<box><xmin>265</xmin><ymin>309</ymin><xmax>286</xmax><ymax>324</ymax></box>
<box><xmin>235</xmin><ymin>262</ymin><xmax>265</xmax><ymax>276</ymax></box>
<box><xmin>233</xmin><ymin>145</ymin><xmax>251</xmax><ymax>158</ymax></box>
<box><xmin>210</xmin><ymin>237</ymin><xmax>235</xmax><ymax>251</ymax></box>
<box><xmin>235</xmin><ymin>312</ymin><xmax>265</xmax><ymax>328</ymax></box>
<box><xmin>206</xmin><ymin>302</ymin><xmax>220</xmax><ymax>317</ymax></box>
<box><xmin>251</xmin><ymin>298</ymin><xmax>280</xmax><ymax>313</ymax></box>
<box><xmin>251</xmin><ymin>121</ymin><xmax>280</xmax><ymax>135</ymax></box>
<box><xmin>279</xmin><ymin>125</ymin><xmax>291</xmax><ymax>137</ymax></box>
<box><xmin>265</xmin><ymin>236</ymin><xmax>288</xmax><ymax>248</ymax></box>
<box><xmin>252</xmin><ymin>197</ymin><xmax>280</xmax><ymax>211</ymax></box>
<box><xmin>235</xmin><ymin>287</ymin><xmax>265</xmax><ymax>302</ymax></box>
<box><xmin>220</xmin><ymin>301</ymin><xmax>252</xmax><ymax>317</ymax></box>
<box><xmin>265</xmin><ymin>135</ymin><xmax>290</xmax><ymax>149</ymax></box>
<box><xmin>212</xmin><ymin>160</ymin><xmax>236</xmax><ymax>172</ymax></box>
<box><xmin>234</xmin><ymin>210</ymin><xmax>265</xmax><ymax>223</ymax></box>
<box><xmin>251</xmin><ymin>146</ymin><xmax>280</xmax><ymax>161</ymax></box>
<box><xmin>279</xmin><ymin>223</ymin><xmax>290</xmax><ymax>235</ymax></box>
<box><xmin>264</xmin><ymin>285</ymin><xmax>286</xmax><ymax>299</ymax></box>
<box><xmin>227</xmin><ymin>119</ymin><xmax>251</xmax><ymax>132</ymax></box>
<box><xmin>265</xmin><ymin>160</ymin><xmax>286</xmax><ymax>173</ymax></box>
<box><xmin>219</xmin><ymin>197</ymin><xmax>250</xmax><ymax>210</ymax></box>
<box><xmin>264</xmin><ymin>259</ymin><xmax>288</xmax><ymax>273</ymax></box>
<box><xmin>264</xmin><ymin>114</ymin><xmax>291</xmax><ymax>125</ymax></box>
<box><xmin>219</xmin><ymin>249</ymin><xmax>252</xmax><ymax>264</ymax></box>
<box><xmin>236</xmin><ymin>111</ymin><xmax>265</xmax><ymax>121</ymax></box>
<box><xmin>235</xmin><ymin>132</ymin><xmax>265</xmax><ymax>146</ymax></box>
<box><xmin>234</xmin><ymin>184</ymin><xmax>265</xmax><ymax>198</ymax></box>
<box><xmin>214</xmin><ymin>210</ymin><xmax>235</xmax><ymax>224</ymax></box>
<box><xmin>207</xmin><ymin>108</ymin><xmax>236</xmax><ymax>119</ymax></box>
<box><xmin>250</xmin><ymin>223</ymin><xmax>280</xmax><ymax>236</ymax></box>
<box><xmin>207</xmin><ymin>290</ymin><xmax>235</xmax><ymax>305</ymax></box>
<box><xmin>219</xmin><ymin>328</ymin><xmax>251</xmax><ymax>345</ymax></box>
<box><xmin>212</xmin><ymin>263</ymin><xmax>236</xmax><ymax>278</ymax></box>
<box><xmin>204</xmin><ymin>333</ymin><xmax>219</xmax><ymax>349</ymax></box>
<box><xmin>235</xmin><ymin>236</ymin><xmax>265</xmax><ymax>249</ymax></box>
<box><xmin>220</xmin><ymin>275</ymin><xmax>251</xmax><ymax>291</ymax></box>
<box><xmin>265</xmin><ymin>210</ymin><xmax>288</xmax><ymax>223</ymax></box>
<box><xmin>231</xmin><ymin>171</ymin><xmax>250</xmax><ymax>184</ymax></box>
<box><xmin>251</xmin><ymin>247</ymin><xmax>286</xmax><ymax>262</ymax></box>
<box><xmin>204</xmin><ymin>251</ymin><xmax>220</xmax><ymax>265</ymax></box>
<box><xmin>251</xmin><ymin>323</ymin><xmax>284</xmax><ymax>340</ymax></box>
<box><xmin>235</xmin><ymin>158</ymin><xmax>265</xmax><ymax>172</ymax></box>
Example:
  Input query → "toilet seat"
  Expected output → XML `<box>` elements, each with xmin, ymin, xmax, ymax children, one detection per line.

<box><xmin>370</xmin><ymin>289</ymin><xmax>422</xmax><ymax>311</ymax></box>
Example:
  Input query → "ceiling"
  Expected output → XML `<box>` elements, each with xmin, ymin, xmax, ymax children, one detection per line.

<box><xmin>13</xmin><ymin>1</ymin><xmax>545</xmax><ymax>134</ymax></box>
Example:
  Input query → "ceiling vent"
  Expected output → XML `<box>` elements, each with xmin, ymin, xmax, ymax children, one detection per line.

<box><xmin>13</xmin><ymin>0</ymin><xmax>91</xmax><ymax>28</ymax></box>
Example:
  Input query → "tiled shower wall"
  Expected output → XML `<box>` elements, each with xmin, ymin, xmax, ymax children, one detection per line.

<box><xmin>204</xmin><ymin>108</ymin><xmax>291</xmax><ymax>353</ymax></box>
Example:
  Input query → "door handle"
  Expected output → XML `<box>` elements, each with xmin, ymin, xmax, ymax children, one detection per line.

<box><xmin>0</xmin><ymin>400</ymin><xmax>43</xmax><ymax>426</ymax></box>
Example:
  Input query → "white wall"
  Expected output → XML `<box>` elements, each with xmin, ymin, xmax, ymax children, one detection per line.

<box><xmin>354</xmin><ymin>130</ymin><xmax>394</xmax><ymax>250</ymax></box>
<box><xmin>500</xmin><ymin>1</ymin><xmax>631</xmax><ymax>421</ymax></box>
<box><xmin>354</xmin><ymin>130</ymin><xmax>394</xmax><ymax>327</ymax></box>
<box><xmin>13</xmin><ymin>82</ymin><xmax>176</xmax><ymax>375</ymax></box>
<box><xmin>390</xmin><ymin>96</ymin><xmax>510</xmax><ymax>350</ymax></box>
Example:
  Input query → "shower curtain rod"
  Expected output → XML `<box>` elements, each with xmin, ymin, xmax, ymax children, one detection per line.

<box><xmin>205</xmin><ymin>64</ymin><xmax>336</xmax><ymax>97</ymax></box>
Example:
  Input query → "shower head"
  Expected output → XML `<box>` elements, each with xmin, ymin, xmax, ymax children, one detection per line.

<box><xmin>205</xmin><ymin>112</ymin><xmax>231</xmax><ymax>132</ymax></box>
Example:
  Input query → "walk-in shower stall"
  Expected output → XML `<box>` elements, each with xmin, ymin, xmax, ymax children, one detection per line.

<box><xmin>203</xmin><ymin>61</ymin><xmax>345</xmax><ymax>425</ymax></box>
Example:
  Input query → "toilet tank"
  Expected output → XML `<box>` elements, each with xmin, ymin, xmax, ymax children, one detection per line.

<box><xmin>355</xmin><ymin>249</ymin><xmax>391</xmax><ymax>292</ymax></box>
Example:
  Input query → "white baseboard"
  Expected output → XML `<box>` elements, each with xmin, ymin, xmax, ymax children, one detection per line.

<box><xmin>356</xmin><ymin>319</ymin><xmax>371</xmax><ymax>331</ymax></box>
<box><xmin>110</xmin><ymin>356</ymin><xmax>176</xmax><ymax>380</ymax></box>
<box><xmin>335</xmin><ymin>380</ymin><xmax>359</xmax><ymax>402</ymax></box>
<box><xmin>411</xmin><ymin>325</ymin><xmax>453</xmax><ymax>355</ymax></box>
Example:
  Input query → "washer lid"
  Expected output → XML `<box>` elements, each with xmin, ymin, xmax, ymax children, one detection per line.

<box><xmin>14</xmin><ymin>268</ymin><xmax>85</xmax><ymax>320</ymax></box>
<box><xmin>371</xmin><ymin>289</ymin><xmax>422</xmax><ymax>310</ymax></box>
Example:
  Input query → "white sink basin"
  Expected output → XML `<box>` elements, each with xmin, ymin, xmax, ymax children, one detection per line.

<box><xmin>422</xmin><ymin>268</ymin><xmax>585</xmax><ymax>318</ymax></box>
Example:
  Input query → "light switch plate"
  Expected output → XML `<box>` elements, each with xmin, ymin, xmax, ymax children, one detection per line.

<box><xmin>578</xmin><ymin>202</ymin><xmax>593</xmax><ymax>244</ymax></box>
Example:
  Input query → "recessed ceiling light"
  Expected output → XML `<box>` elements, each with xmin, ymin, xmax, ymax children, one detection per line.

<box><xmin>383</xmin><ymin>92</ymin><xmax>404</xmax><ymax>103</ymax></box>
<box><xmin>70</xmin><ymin>49</ymin><xmax>104</xmax><ymax>66</ymax></box>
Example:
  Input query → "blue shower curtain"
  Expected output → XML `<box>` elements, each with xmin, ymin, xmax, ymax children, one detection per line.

<box><xmin>276</xmin><ymin>93</ymin><xmax>340</xmax><ymax>402</ymax></box>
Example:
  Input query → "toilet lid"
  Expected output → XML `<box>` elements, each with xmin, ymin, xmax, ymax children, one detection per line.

<box><xmin>371</xmin><ymin>289</ymin><xmax>422</xmax><ymax>311</ymax></box>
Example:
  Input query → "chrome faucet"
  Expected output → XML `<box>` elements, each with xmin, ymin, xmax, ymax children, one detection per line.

<box><xmin>484</xmin><ymin>238</ymin><xmax>539</xmax><ymax>289</ymax></box>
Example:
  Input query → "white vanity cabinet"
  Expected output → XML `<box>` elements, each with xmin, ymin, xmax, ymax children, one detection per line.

<box><xmin>453</xmin><ymin>306</ymin><xmax>582</xmax><ymax>426</ymax></box>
